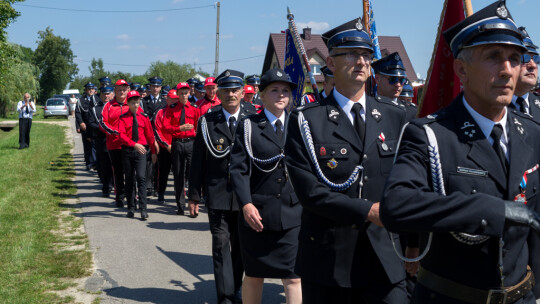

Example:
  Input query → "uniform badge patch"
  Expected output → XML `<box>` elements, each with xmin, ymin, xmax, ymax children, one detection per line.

<box><xmin>216</xmin><ymin>144</ymin><xmax>223</xmax><ymax>151</ymax></box>
<box><xmin>460</xmin><ymin>121</ymin><xmax>475</xmax><ymax>129</ymax></box>
<box><xmin>535</xmin><ymin>100</ymin><xmax>540</xmax><ymax>109</ymax></box>
<box><xmin>329</xmin><ymin>109</ymin><xmax>339</xmax><ymax>119</ymax></box>
<box><xmin>340</xmin><ymin>148</ymin><xmax>347</xmax><ymax>155</ymax></box>
<box><xmin>320</xmin><ymin>147</ymin><xmax>327</xmax><ymax>156</ymax></box>
<box><xmin>371</xmin><ymin>109</ymin><xmax>382</xmax><ymax>120</ymax></box>
<box><xmin>219</xmin><ymin>138</ymin><xmax>224</xmax><ymax>144</ymax></box>
<box><xmin>327</xmin><ymin>158</ymin><xmax>338</xmax><ymax>169</ymax></box>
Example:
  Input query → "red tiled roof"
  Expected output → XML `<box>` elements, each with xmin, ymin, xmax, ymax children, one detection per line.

<box><xmin>262</xmin><ymin>31</ymin><xmax>417</xmax><ymax>83</ymax></box>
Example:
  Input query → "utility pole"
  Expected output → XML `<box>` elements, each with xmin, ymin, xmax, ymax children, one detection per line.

<box><xmin>214</xmin><ymin>2</ymin><xmax>220</xmax><ymax>77</ymax></box>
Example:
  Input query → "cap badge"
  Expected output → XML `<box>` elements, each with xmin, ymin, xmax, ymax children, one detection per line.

<box><xmin>521</xmin><ymin>28</ymin><xmax>529</xmax><ymax>37</ymax></box>
<box><xmin>355</xmin><ymin>19</ymin><xmax>363</xmax><ymax>31</ymax></box>
<box><xmin>319</xmin><ymin>146</ymin><xmax>327</xmax><ymax>156</ymax></box>
<box><xmin>496</xmin><ymin>4</ymin><xmax>508</xmax><ymax>19</ymax></box>
<box><xmin>329</xmin><ymin>109</ymin><xmax>339</xmax><ymax>119</ymax></box>
<box><xmin>225</xmin><ymin>70</ymin><xmax>230</xmax><ymax>77</ymax></box>
<box><xmin>276</xmin><ymin>71</ymin><xmax>283</xmax><ymax>77</ymax></box>
<box><xmin>327</xmin><ymin>158</ymin><xmax>338</xmax><ymax>169</ymax></box>
<box><xmin>394</xmin><ymin>54</ymin><xmax>400</xmax><ymax>61</ymax></box>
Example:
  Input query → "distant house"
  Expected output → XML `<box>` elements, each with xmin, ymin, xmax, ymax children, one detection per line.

<box><xmin>262</xmin><ymin>28</ymin><xmax>418</xmax><ymax>91</ymax></box>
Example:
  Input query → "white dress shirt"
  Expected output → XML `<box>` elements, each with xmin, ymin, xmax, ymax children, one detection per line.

<box><xmin>333</xmin><ymin>88</ymin><xmax>366</xmax><ymax>124</ymax></box>
<box><xmin>17</xmin><ymin>100</ymin><xmax>36</xmax><ymax>119</ymax></box>
<box><xmin>264</xmin><ymin>108</ymin><xmax>285</xmax><ymax>133</ymax></box>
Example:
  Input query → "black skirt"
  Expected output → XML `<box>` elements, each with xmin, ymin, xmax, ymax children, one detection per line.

<box><xmin>238</xmin><ymin>221</ymin><xmax>300</xmax><ymax>279</ymax></box>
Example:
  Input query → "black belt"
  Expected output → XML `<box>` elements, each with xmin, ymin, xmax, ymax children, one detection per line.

<box><xmin>417</xmin><ymin>266</ymin><xmax>534</xmax><ymax>304</ymax></box>
<box><xmin>121</xmin><ymin>145</ymin><xmax>149</xmax><ymax>150</ymax></box>
<box><xmin>172</xmin><ymin>137</ymin><xmax>194</xmax><ymax>143</ymax></box>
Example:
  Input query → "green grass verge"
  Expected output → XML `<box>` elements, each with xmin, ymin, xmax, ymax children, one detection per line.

<box><xmin>1</xmin><ymin>108</ymin><xmax>70</xmax><ymax>121</ymax></box>
<box><xmin>0</xmin><ymin>124</ymin><xmax>92</xmax><ymax>303</ymax></box>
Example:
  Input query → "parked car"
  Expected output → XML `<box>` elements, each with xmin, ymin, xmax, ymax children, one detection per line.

<box><xmin>53</xmin><ymin>94</ymin><xmax>79</xmax><ymax>115</ymax></box>
<box><xmin>44</xmin><ymin>98</ymin><xmax>69</xmax><ymax>119</ymax></box>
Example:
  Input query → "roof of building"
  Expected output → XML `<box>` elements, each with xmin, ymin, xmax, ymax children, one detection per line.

<box><xmin>262</xmin><ymin>30</ymin><xmax>418</xmax><ymax>82</ymax></box>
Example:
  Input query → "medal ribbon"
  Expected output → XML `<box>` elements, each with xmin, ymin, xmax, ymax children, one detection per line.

<box><xmin>378</xmin><ymin>132</ymin><xmax>385</xmax><ymax>142</ymax></box>
<box><xmin>520</xmin><ymin>164</ymin><xmax>539</xmax><ymax>190</ymax></box>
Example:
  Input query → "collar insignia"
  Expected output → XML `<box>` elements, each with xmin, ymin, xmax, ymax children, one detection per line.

<box><xmin>461</xmin><ymin>121</ymin><xmax>475</xmax><ymax>129</ymax></box>
<box><xmin>371</xmin><ymin>108</ymin><xmax>382</xmax><ymax>120</ymax></box>
<box><xmin>329</xmin><ymin>109</ymin><xmax>339</xmax><ymax>119</ymax></box>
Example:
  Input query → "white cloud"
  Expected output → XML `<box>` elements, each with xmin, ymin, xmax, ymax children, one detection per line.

<box><xmin>116</xmin><ymin>34</ymin><xmax>129</xmax><ymax>41</ymax></box>
<box><xmin>296</xmin><ymin>21</ymin><xmax>330</xmax><ymax>33</ymax></box>
<box><xmin>117</xmin><ymin>45</ymin><xmax>131</xmax><ymax>50</ymax></box>
<box><xmin>156</xmin><ymin>16</ymin><xmax>166</xmax><ymax>22</ymax></box>
<box><xmin>249</xmin><ymin>45</ymin><xmax>266</xmax><ymax>53</ymax></box>
<box><xmin>136</xmin><ymin>44</ymin><xmax>147</xmax><ymax>49</ymax></box>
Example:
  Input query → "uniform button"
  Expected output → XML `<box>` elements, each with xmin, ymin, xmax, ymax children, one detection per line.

<box><xmin>276</xmin><ymin>194</ymin><xmax>281</xmax><ymax>198</ymax></box>
<box><xmin>481</xmin><ymin>219</ymin><xmax>487</xmax><ymax>229</ymax></box>
<box><xmin>277</xmin><ymin>178</ymin><xmax>282</xmax><ymax>183</ymax></box>
<box><xmin>278</xmin><ymin>164</ymin><xmax>283</xmax><ymax>169</ymax></box>
<box><xmin>363</xmin><ymin>154</ymin><xmax>368</xmax><ymax>160</ymax></box>
<box><xmin>310</xmin><ymin>237</ymin><xmax>315</xmax><ymax>241</ymax></box>
<box><xmin>364</xmin><ymin>176</ymin><xmax>368</xmax><ymax>181</ymax></box>
<box><xmin>471</xmin><ymin>189</ymin><xmax>477</xmax><ymax>194</ymax></box>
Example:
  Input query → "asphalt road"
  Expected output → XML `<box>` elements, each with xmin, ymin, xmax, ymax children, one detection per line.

<box><xmin>70</xmin><ymin>120</ymin><xmax>285</xmax><ymax>304</ymax></box>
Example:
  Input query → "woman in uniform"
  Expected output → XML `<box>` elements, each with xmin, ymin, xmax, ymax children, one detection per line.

<box><xmin>230</xmin><ymin>68</ymin><xmax>302</xmax><ymax>304</ymax></box>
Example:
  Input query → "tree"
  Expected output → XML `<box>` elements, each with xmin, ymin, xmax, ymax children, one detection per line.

<box><xmin>146</xmin><ymin>61</ymin><xmax>201</xmax><ymax>87</ymax></box>
<box><xmin>89</xmin><ymin>58</ymin><xmax>105</xmax><ymax>79</ymax></box>
<box><xmin>33</xmin><ymin>27</ymin><xmax>78</xmax><ymax>103</ymax></box>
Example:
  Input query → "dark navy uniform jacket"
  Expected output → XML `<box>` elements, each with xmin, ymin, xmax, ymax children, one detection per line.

<box><xmin>382</xmin><ymin>94</ymin><xmax>540</xmax><ymax>299</ymax></box>
<box><xmin>75</xmin><ymin>94</ymin><xmax>100</xmax><ymax>129</ymax></box>
<box><xmin>141</xmin><ymin>94</ymin><xmax>166</xmax><ymax>123</ymax></box>
<box><xmin>230</xmin><ymin>111</ymin><xmax>302</xmax><ymax>232</ymax></box>
<box><xmin>285</xmin><ymin>92</ymin><xmax>409</xmax><ymax>287</ymax></box>
<box><xmin>188</xmin><ymin>103</ymin><xmax>256</xmax><ymax>211</ymax></box>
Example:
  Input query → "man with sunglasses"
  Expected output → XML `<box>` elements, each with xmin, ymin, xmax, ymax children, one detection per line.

<box><xmin>510</xmin><ymin>27</ymin><xmax>540</xmax><ymax>122</ymax></box>
<box><xmin>373</xmin><ymin>52</ymin><xmax>417</xmax><ymax>121</ymax></box>
<box><xmin>285</xmin><ymin>17</ymin><xmax>410</xmax><ymax>303</ymax></box>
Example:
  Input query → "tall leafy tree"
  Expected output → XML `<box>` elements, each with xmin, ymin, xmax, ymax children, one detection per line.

<box><xmin>146</xmin><ymin>61</ymin><xmax>202</xmax><ymax>87</ymax></box>
<box><xmin>33</xmin><ymin>27</ymin><xmax>78</xmax><ymax>103</ymax></box>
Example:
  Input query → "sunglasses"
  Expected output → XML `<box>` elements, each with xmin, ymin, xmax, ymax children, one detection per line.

<box><xmin>522</xmin><ymin>54</ymin><xmax>540</xmax><ymax>64</ymax></box>
<box><xmin>385</xmin><ymin>76</ymin><xmax>407</xmax><ymax>85</ymax></box>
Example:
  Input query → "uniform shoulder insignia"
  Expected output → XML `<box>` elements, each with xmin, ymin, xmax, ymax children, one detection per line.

<box><xmin>295</xmin><ymin>101</ymin><xmax>319</xmax><ymax>112</ymax></box>
<box><xmin>374</xmin><ymin>95</ymin><xmax>404</xmax><ymax>110</ymax></box>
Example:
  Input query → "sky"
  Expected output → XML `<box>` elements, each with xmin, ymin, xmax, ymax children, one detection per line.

<box><xmin>6</xmin><ymin>0</ymin><xmax>538</xmax><ymax>81</ymax></box>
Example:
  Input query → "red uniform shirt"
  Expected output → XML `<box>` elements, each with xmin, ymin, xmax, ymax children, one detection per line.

<box><xmin>101</xmin><ymin>98</ymin><xmax>129</xmax><ymax>150</ymax></box>
<box><xmin>162</xmin><ymin>101</ymin><xmax>201</xmax><ymax>139</ymax></box>
<box><xmin>154</xmin><ymin>108</ymin><xmax>171</xmax><ymax>148</ymax></box>
<box><xmin>195</xmin><ymin>95</ymin><xmax>221</xmax><ymax>114</ymax></box>
<box><xmin>118</xmin><ymin>111</ymin><xmax>156</xmax><ymax>154</ymax></box>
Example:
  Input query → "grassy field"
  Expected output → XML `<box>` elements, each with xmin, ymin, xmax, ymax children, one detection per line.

<box><xmin>0</xmin><ymin>123</ymin><xmax>92</xmax><ymax>303</ymax></box>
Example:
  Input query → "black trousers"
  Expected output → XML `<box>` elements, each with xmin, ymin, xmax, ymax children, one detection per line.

<box><xmin>171</xmin><ymin>139</ymin><xmax>193</xmax><ymax>208</ymax></box>
<box><xmin>301</xmin><ymin>278</ymin><xmax>407</xmax><ymax>304</ymax></box>
<box><xmin>95</xmin><ymin>137</ymin><xmax>112</xmax><ymax>194</ymax></box>
<box><xmin>18</xmin><ymin>118</ymin><xmax>32</xmax><ymax>148</ymax></box>
<box><xmin>208</xmin><ymin>208</ymin><xmax>244</xmax><ymax>304</ymax></box>
<box><xmin>157</xmin><ymin>148</ymin><xmax>172</xmax><ymax>194</ymax></box>
<box><xmin>122</xmin><ymin>147</ymin><xmax>147</xmax><ymax>211</ymax></box>
<box><xmin>108</xmin><ymin>149</ymin><xmax>125</xmax><ymax>201</ymax></box>
<box><xmin>81</xmin><ymin>131</ymin><xmax>96</xmax><ymax>169</ymax></box>
<box><xmin>145</xmin><ymin>149</ymin><xmax>157</xmax><ymax>192</ymax></box>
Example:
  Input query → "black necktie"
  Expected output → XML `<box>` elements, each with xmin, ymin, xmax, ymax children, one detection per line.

<box><xmin>229</xmin><ymin>116</ymin><xmax>236</xmax><ymax>137</ymax></box>
<box><xmin>275</xmin><ymin>119</ymin><xmax>283</xmax><ymax>141</ymax></box>
<box><xmin>516</xmin><ymin>97</ymin><xmax>526</xmax><ymax>114</ymax></box>
<box><xmin>351</xmin><ymin>103</ymin><xmax>365</xmax><ymax>142</ymax></box>
<box><xmin>132</xmin><ymin>112</ymin><xmax>139</xmax><ymax>142</ymax></box>
<box><xmin>491</xmin><ymin>124</ymin><xmax>508</xmax><ymax>175</ymax></box>
<box><xmin>180</xmin><ymin>104</ymin><xmax>186</xmax><ymax>125</ymax></box>
<box><xmin>25</xmin><ymin>104</ymin><xmax>29</xmax><ymax>114</ymax></box>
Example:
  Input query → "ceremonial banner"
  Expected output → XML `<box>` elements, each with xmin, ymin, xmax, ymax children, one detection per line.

<box><xmin>367</xmin><ymin>0</ymin><xmax>381</xmax><ymax>96</ymax></box>
<box><xmin>284</xmin><ymin>28</ymin><xmax>306</xmax><ymax>109</ymax></box>
<box><xmin>418</xmin><ymin>0</ymin><xmax>466</xmax><ymax>117</ymax></box>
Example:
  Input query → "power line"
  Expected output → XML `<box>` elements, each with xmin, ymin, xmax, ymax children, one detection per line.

<box><xmin>13</xmin><ymin>3</ymin><xmax>215</xmax><ymax>13</ymax></box>
<box><xmin>73</xmin><ymin>54</ymin><xmax>265</xmax><ymax>68</ymax></box>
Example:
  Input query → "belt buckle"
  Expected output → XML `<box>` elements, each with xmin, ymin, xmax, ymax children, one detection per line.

<box><xmin>486</xmin><ymin>289</ymin><xmax>508</xmax><ymax>304</ymax></box>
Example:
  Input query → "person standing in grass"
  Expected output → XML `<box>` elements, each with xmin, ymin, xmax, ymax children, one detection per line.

<box><xmin>17</xmin><ymin>93</ymin><xmax>36</xmax><ymax>149</ymax></box>
<box><xmin>118</xmin><ymin>91</ymin><xmax>157</xmax><ymax>220</ymax></box>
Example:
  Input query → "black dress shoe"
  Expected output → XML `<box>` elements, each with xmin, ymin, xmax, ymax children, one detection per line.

<box><xmin>126</xmin><ymin>210</ymin><xmax>135</xmax><ymax>218</ymax></box>
<box><xmin>157</xmin><ymin>193</ymin><xmax>165</xmax><ymax>203</ymax></box>
<box><xmin>115</xmin><ymin>200</ymin><xmax>124</xmax><ymax>208</ymax></box>
<box><xmin>176</xmin><ymin>208</ymin><xmax>184</xmax><ymax>215</ymax></box>
<box><xmin>102</xmin><ymin>192</ymin><xmax>110</xmax><ymax>198</ymax></box>
<box><xmin>141</xmin><ymin>210</ymin><xmax>148</xmax><ymax>220</ymax></box>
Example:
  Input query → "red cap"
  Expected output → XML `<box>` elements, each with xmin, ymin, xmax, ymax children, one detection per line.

<box><xmin>127</xmin><ymin>90</ymin><xmax>140</xmax><ymax>100</ymax></box>
<box><xmin>167</xmin><ymin>89</ymin><xmax>179</xmax><ymax>99</ymax></box>
<box><xmin>115</xmin><ymin>79</ymin><xmax>129</xmax><ymax>86</ymax></box>
<box><xmin>204</xmin><ymin>77</ymin><xmax>217</xmax><ymax>87</ymax></box>
<box><xmin>176</xmin><ymin>82</ymin><xmax>190</xmax><ymax>90</ymax></box>
<box><xmin>244</xmin><ymin>85</ymin><xmax>255</xmax><ymax>94</ymax></box>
